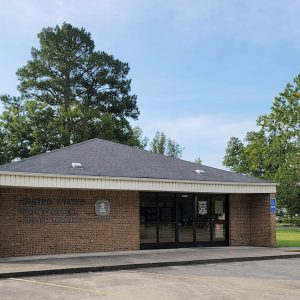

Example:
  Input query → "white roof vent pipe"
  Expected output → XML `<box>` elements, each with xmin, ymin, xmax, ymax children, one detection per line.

<box><xmin>195</xmin><ymin>169</ymin><xmax>205</xmax><ymax>175</ymax></box>
<box><xmin>72</xmin><ymin>162</ymin><xmax>83</xmax><ymax>169</ymax></box>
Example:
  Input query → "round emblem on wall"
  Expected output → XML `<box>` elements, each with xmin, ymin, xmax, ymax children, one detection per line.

<box><xmin>95</xmin><ymin>199</ymin><xmax>110</xmax><ymax>217</ymax></box>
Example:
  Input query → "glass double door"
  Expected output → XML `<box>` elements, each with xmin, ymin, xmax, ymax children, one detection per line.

<box><xmin>195</xmin><ymin>194</ymin><xmax>227</xmax><ymax>243</ymax></box>
<box><xmin>140</xmin><ymin>193</ymin><xmax>228</xmax><ymax>248</ymax></box>
<box><xmin>176</xmin><ymin>194</ymin><xmax>228</xmax><ymax>244</ymax></box>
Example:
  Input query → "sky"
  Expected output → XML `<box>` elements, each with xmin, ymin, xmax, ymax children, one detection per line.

<box><xmin>1</xmin><ymin>0</ymin><xmax>300</xmax><ymax>169</ymax></box>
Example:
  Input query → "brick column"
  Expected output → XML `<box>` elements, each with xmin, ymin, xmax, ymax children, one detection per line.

<box><xmin>250</xmin><ymin>193</ymin><xmax>276</xmax><ymax>247</ymax></box>
<box><xmin>229</xmin><ymin>193</ymin><xmax>276</xmax><ymax>247</ymax></box>
<box><xmin>229</xmin><ymin>194</ymin><xmax>251</xmax><ymax>245</ymax></box>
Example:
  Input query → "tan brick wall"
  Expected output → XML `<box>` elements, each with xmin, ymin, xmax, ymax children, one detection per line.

<box><xmin>229</xmin><ymin>194</ymin><xmax>251</xmax><ymax>246</ymax></box>
<box><xmin>229</xmin><ymin>193</ymin><xmax>276</xmax><ymax>247</ymax></box>
<box><xmin>0</xmin><ymin>188</ymin><xmax>140</xmax><ymax>257</ymax></box>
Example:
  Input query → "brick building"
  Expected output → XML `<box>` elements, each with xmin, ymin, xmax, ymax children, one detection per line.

<box><xmin>0</xmin><ymin>139</ymin><xmax>276</xmax><ymax>257</ymax></box>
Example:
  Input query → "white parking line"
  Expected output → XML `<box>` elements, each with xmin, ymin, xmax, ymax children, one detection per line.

<box><xmin>10</xmin><ymin>277</ymin><xmax>117</xmax><ymax>298</ymax></box>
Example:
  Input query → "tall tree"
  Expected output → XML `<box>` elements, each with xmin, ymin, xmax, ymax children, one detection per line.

<box><xmin>150</xmin><ymin>131</ymin><xmax>183</xmax><ymax>158</ymax></box>
<box><xmin>195</xmin><ymin>157</ymin><xmax>203</xmax><ymax>165</ymax></box>
<box><xmin>0</xmin><ymin>23</ymin><xmax>144</xmax><ymax>163</ymax></box>
<box><xmin>223</xmin><ymin>74</ymin><xmax>300</xmax><ymax>215</ymax></box>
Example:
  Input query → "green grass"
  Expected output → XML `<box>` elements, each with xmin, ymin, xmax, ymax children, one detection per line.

<box><xmin>276</xmin><ymin>226</ymin><xmax>300</xmax><ymax>247</ymax></box>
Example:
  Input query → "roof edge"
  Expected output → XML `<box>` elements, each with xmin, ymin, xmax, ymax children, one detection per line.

<box><xmin>0</xmin><ymin>171</ymin><xmax>277</xmax><ymax>186</ymax></box>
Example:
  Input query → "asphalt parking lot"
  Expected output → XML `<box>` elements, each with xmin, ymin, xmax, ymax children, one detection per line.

<box><xmin>1</xmin><ymin>258</ymin><xmax>299</xmax><ymax>299</ymax></box>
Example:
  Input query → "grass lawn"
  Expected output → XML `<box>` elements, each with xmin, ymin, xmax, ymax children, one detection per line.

<box><xmin>276</xmin><ymin>226</ymin><xmax>300</xmax><ymax>247</ymax></box>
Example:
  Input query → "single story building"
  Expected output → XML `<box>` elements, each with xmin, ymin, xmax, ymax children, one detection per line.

<box><xmin>0</xmin><ymin>139</ymin><xmax>276</xmax><ymax>257</ymax></box>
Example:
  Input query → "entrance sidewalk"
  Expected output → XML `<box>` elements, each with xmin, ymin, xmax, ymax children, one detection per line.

<box><xmin>1</xmin><ymin>246</ymin><xmax>300</xmax><ymax>279</ymax></box>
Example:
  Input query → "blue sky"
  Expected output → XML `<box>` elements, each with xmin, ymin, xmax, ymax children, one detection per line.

<box><xmin>1</xmin><ymin>0</ymin><xmax>300</xmax><ymax>169</ymax></box>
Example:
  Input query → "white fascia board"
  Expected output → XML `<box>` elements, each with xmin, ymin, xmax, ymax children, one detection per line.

<box><xmin>0</xmin><ymin>171</ymin><xmax>277</xmax><ymax>194</ymax></box>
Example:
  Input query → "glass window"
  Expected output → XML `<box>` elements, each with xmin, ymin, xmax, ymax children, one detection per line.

<box><xmin>157</xmin><ymin>193</ymin><xmax>175</xmax><ymax>207</ymax></box>
<box><xmin>141</xmin><ymin>193</ymin><xmax>156</xmax><ymax>207</ymax></box>
<box><xmin>213</xmin><ymin>224</ymin><xmax>226</xmax><ymax>241</ymax></box>
<box><xmin>140</xmin><ymin>193</ymin><xmax>228</xmax><ymax>246</ymax></box>
<box><xmin>140</xmin><ymin>193</ymin><xmax>157</xmax><ymax>243</ymax></box>
<box><xmin>178</xmin><ymin>194</ymin><xmax>194</xmax><ymax>242</ymax></box>
<box><xmin>212</xmin><ymin>195</ymin><xmax>226</xmax><ymax>241</ymax></box>
<box><xmin>157</xmin><ymin>193</ymin><xmax>176</xmax><ymax>243</ymax></box>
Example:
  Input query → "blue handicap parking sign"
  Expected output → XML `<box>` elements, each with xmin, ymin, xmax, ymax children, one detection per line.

<box><xmin>270</xmin><ymin>198</ymin><xmax>276</xmax><ymax>214</ymax></box>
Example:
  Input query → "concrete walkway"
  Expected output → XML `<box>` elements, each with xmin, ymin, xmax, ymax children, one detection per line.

<box><xmin>0</xmin><ymin>246</ymin><xmax>300</xmax><ymax>279</ymax></box>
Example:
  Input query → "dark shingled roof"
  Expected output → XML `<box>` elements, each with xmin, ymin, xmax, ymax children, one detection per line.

<box><xmin>0</xmin><ymin>138</ymin><xmax>271</xmax><ymax>184</ymax></box>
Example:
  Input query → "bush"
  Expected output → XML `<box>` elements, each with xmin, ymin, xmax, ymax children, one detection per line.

<box><xmin>281</xmin><ymin>215</ymin><xmax>300</xmax><ymax>226</ymax></box>
<box><xmin>282</xmin><ymin>216</ymin><xmax>294</xmax><ymax>224</ymax></box>
<box><xmin>294</xmin><ymin>215</ymin><xmax>300</xmax><ymax>226</ymax></box>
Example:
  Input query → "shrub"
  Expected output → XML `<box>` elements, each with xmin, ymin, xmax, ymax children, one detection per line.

<box><xmin>282</xmin><ymin>216</ymin><xmax>294</xmax><ymax>224</ymax></box>
<box><xmin>294</xmin><ymin>215</ymin><xmax>300</xmax><ymax>226</ymax></box>
<box><xmin>281</xmin><ymin>215</ymin><xmax>300</xmax><ymax>226</ymax></box>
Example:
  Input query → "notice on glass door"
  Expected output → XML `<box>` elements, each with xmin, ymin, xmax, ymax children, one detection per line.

<box><xmin>198</xmin><ymin>201</ymin><xmax>207</xmax><ymax>215</ymax></box>
<box><xmin>215</xmin><ymin>200</ymin><xmax>224</xmax><ymax>214</ymax></box>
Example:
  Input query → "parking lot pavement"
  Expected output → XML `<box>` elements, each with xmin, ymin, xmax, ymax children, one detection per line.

<box><xmin>1</xmin><ymin>258</ymin><xmax>300</xmax><ymax>300</ymax></box>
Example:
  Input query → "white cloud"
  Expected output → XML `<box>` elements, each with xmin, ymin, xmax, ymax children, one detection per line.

<box><xmin>169</xmin><ymin>0</ymin><xmax>300</xmax><ymax>45</ymax></box>
<box><xmin>140</xmin><ymin>113</ymin><xmax>258</xmax><ymax>169</ymax></box>
<box><xmin>1</xmin><ymin>0</ymin><xmax>300</xmax><ymax>46</ymax></box>
<box><xmin>0</xmin><ymin>0</ymin><xmax>144</xmax><ymax>32</ymax></box>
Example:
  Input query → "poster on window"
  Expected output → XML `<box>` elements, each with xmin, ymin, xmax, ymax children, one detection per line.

<box><xmin>215</xmin><ymin>200</ymin><xmax>224</xmax><ymax>214</ymax></box>
<box><xmin>198</xmin><ymin>201</ymin><xmax>207</xmax><ymax>215</ymax></box>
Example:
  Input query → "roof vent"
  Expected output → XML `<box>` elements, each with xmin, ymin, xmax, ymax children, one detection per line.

<box><xmin>195</xmin><ymin>169</ymin><xmax>205</xmax><ymax>175</ymax></box>
<box><xmin>72</xmin><ymin>162</ymin><xmax>83</xmax><ymax>169</ymax></box>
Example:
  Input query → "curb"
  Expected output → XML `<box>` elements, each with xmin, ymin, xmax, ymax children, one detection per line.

<box><xmin>1</xmin><ymin>253</ymin><xmax>300</xmax><ymax>279</ymax></box>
